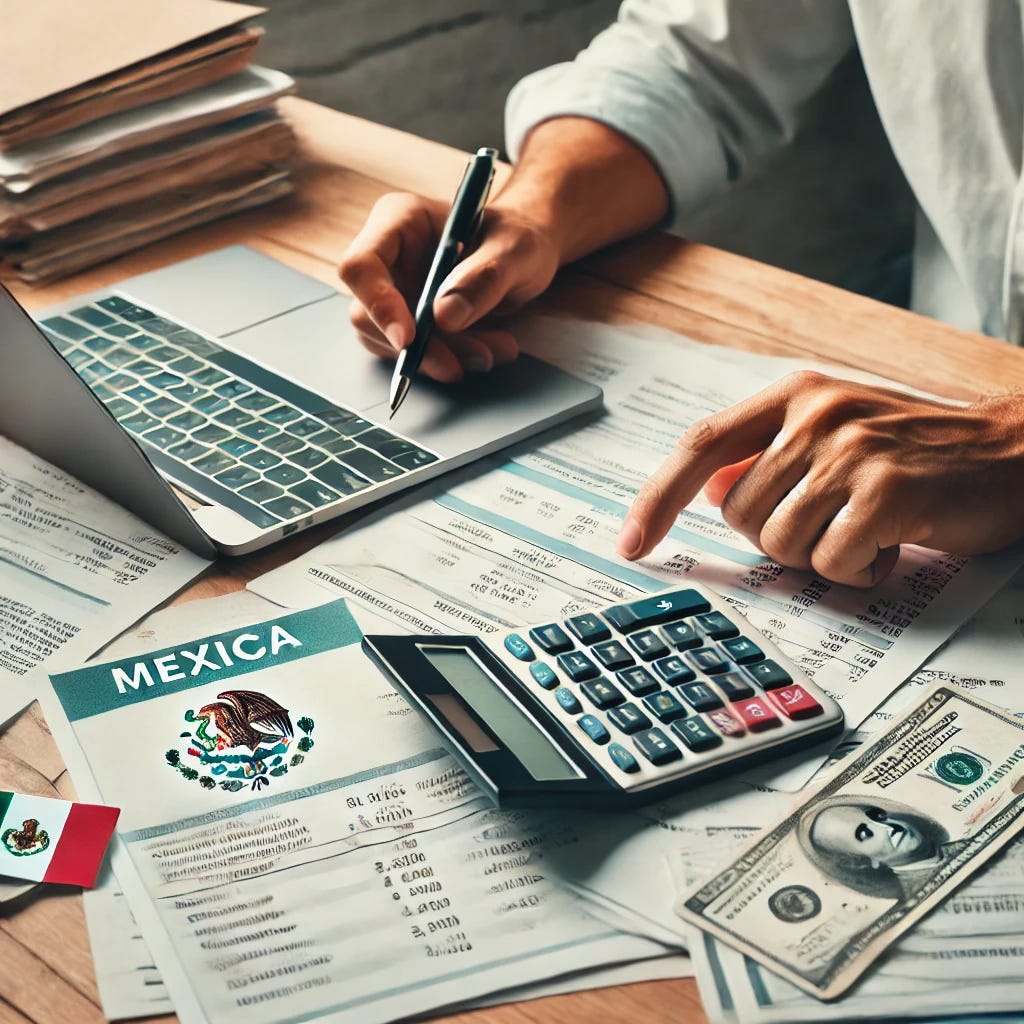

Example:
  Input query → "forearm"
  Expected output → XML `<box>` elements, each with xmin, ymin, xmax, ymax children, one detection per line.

<box><xmin>493</xmin><ymin>117</ymin><xmax>670</xmax><ymax>266</ymax></box>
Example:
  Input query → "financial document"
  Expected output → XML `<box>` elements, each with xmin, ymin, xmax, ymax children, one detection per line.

<box><xmin>0</xmin><ymin>436</ymin><xmax>208</xmax><ymax>723</ymax></box>
<box><xmin>46</xmin><ymin>598</ymin><xmax>668</xmax><ymax>1024</ymax></box>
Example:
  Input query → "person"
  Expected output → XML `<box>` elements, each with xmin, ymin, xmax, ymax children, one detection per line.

<box><xmin>339</xmin><ymin>0</ymin><xmax>1024</xmax><ymax>588</ymax></box>
<box><xmin>796</xmin><ymin>794</ymin><xmax>964</xmax><ymax>900</ymax></box>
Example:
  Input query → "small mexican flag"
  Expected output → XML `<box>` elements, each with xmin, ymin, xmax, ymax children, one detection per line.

<box><xmin>0</xmin><ymin>790</ymin><xmax>119</xmax><ymax>887</ymax></box>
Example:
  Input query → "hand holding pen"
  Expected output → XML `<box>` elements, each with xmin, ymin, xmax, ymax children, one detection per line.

<box><xmin>339</xmin><ymin>151</ymin><xmax>562</xmax><ymax>397</ymax></box>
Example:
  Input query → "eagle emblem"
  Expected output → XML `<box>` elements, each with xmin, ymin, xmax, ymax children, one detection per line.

<box><xmin>166</xmin><ymin>689</ymin><xmax>315</xmax><ymax>793</ymax></box>
<box><xmin>2</xmin><ymin>819</ymin><xmax>49</xmax><ymax>857</ymax></box>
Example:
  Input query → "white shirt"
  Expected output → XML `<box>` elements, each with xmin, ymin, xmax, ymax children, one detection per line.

<box><xmin>505</xmin><ymin>1</ymin><xmax>1024</xmax><ymax>343</ymax></box>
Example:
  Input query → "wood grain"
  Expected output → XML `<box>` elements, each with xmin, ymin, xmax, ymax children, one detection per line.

<box><xmin>4</xmin><ymin>96</ymin><xmax>1023</xmax><ymax>1024</ymax></box>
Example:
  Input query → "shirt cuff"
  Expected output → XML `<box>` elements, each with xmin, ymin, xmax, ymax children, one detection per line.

<box><xmin>505</xmin><ymin>61</ymin><xmax>731</xmax><ymax>234</ymax></box>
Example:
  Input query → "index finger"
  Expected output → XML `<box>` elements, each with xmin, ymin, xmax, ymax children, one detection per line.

<box><xmin>618</xmin><ymin>383</ymin><xmax>793</xmax><ymax>560</ymax></box>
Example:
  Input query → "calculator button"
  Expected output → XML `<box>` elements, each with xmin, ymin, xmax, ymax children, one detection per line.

<box><xmin>606</xmin><ymin>703</ymin><xmax>652</xmax><ymax>734</ymax></box>
<box><xmin>565</xmin><ymin>612</ymin><xmax>611</xmax><ymax>645</ymax></box>
<box><xmin>504</xmin><ymin>634</ymin><xmax>535</xmax><ymax>661</ymax></box>
<box><xmin>555</xmin><ymin>687</ymin><xmax>583</xmax><ymax>715</ymax></box>
<box><xmin>745</xmin><ymin>660</ymin><xmax>793</xmax><ymax>690</ymax></box>
<box><xmin>671</xmin><ymin>717</ymin><xmax>723</xmax><ymax>753</ymax></box>
<box><xmin>529</xmin><ymin>623</ymin><xmax>573</xmax><ymax>654</ymax></box>
<box><xmin>643</xmin><ymin>691</ymin><xmax>688</xmax><ymax>723</ymax></box>
<box><xmin>607</xmin><ymin>743</ymin><xmax>640</xmax><ymax>773</ymax></box>
<box><xmin>719</xmin><ymin>635</ymin><xmax>765</xmax><ymax>665</ymax></box>
<box><xmin>765</xmin><ymin>685</ymin><xmax>824</xmax><ymax>720</ymax></box>
<box><xmin>616</xmin><ymin>666</ymin><xmax>661</xmax><ymax>697</ymax></box>
<box><xmin>707</xmin><ymin>708</ymin><xmax>746</xmax><ymax>737</ymax></box>
<box><xmin>684</xmin><ymin>647</ymin><xmax>730</xmax><ymax>675</ymax></box>
<box><xmin>592</xmin><ymin>640</ymin><xmax>634</xmax><ymax>671</ymax></box>
<box><xmin>627</xmin><ymin>629</ymin><xmax>669</xmax><ymax>661</ymax></box>
<box><xmin>694</xmin><ymin>611</ymin><xmax>740</xmax><ymax>640</ymax></box>
<box><xmin>581</xmin><ymin>678</ymin><xmax>626</xmax><ymax>709</ymax></box>
<box><xmin>733</xmin><ymin>697</ymin><xmax>782</xmax><ymax>732</ymax></box>
<box><xmin>529</xmin><ymin>662</ymin><xmax>558</xmax><ymax>690</ymax></box>
<box><xmin>676</xmin><ymin>681</ymin><xmax>723</xmax><ymax>712</ymax></box>
<box><xmin>661</xmin><ymin>621</ymin><xmax>701</xmax><ymax>650</ymax></box>
<box><xmin>716</xmin><ymin>671</ymin><xmax>755</xmax><ymax>701</ymax></box>
<box><xmin>603</xmin><ymin>588</ymin><xmax>711</xmax><ymax>634</ymax></box>
<box><xmin>633</xmin><ymin>728</ymin><xmax>683</xmax><ymax>766</ymax></box>
<box><xmin>578</xmin><ymin>714</ymin><xmax>610</xmax><ymax>745</ymax></box>
<box><xmin>652</xmin><ymin>655</ymin><xmax>696</xmax><ymax>685</ymax></box>
<box><xmin>557</xmin><ymin>651</ymin><xmax>601</xmax><ymax>682</ymax></box>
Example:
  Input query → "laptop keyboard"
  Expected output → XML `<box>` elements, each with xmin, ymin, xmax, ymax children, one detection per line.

<box><xmin>38</xmin><ymin>295</ymin><xmax>439</xmax><ymax>529</ymax></box>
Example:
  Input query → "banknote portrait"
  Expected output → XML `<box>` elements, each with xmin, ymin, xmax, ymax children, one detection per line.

<box><xmin>797</xmin><ymin>794</ymin><xmax>964</xmax><ymax>899</ymax></box>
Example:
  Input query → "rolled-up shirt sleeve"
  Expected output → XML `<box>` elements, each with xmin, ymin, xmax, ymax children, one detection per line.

<box><xmin>505</xmin><ymin>0</ymin><xmax>855</xmax><ymax>229</ymax></box>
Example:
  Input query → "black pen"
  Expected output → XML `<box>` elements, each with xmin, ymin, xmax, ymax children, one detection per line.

<box><xmin>389</xmin><ymin>146</ymin><xmax>498</xmax><ymax>417</ymax></box>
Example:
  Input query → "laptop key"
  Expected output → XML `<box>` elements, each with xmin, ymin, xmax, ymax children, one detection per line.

<box><xmin>339</xmin><ymin>447</ymin><xmax>404</xmax><ymax>481</ymax></box>
<box><xmin>241</xmin><ymin>450</ymin><xmax>282</xmax><ymax>471</ymax></box>
<box><xmin>125</xmin><ymin>360</ymin><xmax>163</xmax><ymax>377</ymax></box>
<box><xmin>193</xmin><ymin>366</ymin><xmax>228</xmax><ymax>386</ymax></box>
<box><xmin>238</xmin><ymin>481</ymin><xmax>285</xmax><ymax>504</ymax></box>
<box><xmin>168</xmin><ymin>441</ymin><xmax>210</xmax><ymax>462</ymax></box>
<box><xmin>217</xmin><ymin>437</ymin><xmax>257</xmax><ymax>458</ymax></box>
<box><xmin>317</xmin><ymin>435</ymin><xmax>357</xmax><ymax>457</ymax></box>
<box><xmin>238</xmin><ymin>421</ymin><xmax>280</xmax><ymax>441</ymax></box>
<box><xmin>64</xmin><ymin>349</ymin><xmax>92</xmax><ymax>368</ymax></box>
<box><xmin>119</xmin><ymin>412</ymin><xmax>159</xmax><ymax>435</ymax></box>
<box><xmin>122</xmin><ymin>333</ymin><xmax>159</xmax><ymax>351</ymax></box>
<box><xmin>106</xmin><ymin>397</ymin><xmax>134</xmax><ymax>419</ymax></box>
<box><xmin>145</xmin><ymin>396</ymin><xmax>185</xmax><ymax>418</ymax></box>
<box><xmin>71</xmin><ymin>305</ymin><xmax>115</xmax><ymax>328</ymax></box>
<box><xmin>288</xmin><ymin>447</ymin><xmax>328</xmax><ymax>469</ymax></box>
<box><xmin>164</xmin><ymin>380</ymin><xmax>201</xmax><ymax>401</ymax></box>
<box><xmin>192</xmin><ymin>423</ymin><xmax>230</xmax><ymax>444</ymax></box>
<box><xmin>311</xmin><ymin>461</ymin><xmax>370</xmax><ymax>495</ymax></box>
<box><xmin>105</xmin><ymin>322</ymin><xmax>139</xmax><ymax>338</ymax></box>
<box><xmin>167</xmin><ymin>410</ymin><xmax>205</xmax><ymax>432</ymax></box>
<box><xmin>375</xmin><ymin>439</ymin><xmax>418</xmax><ymax>459</ymax></box>
<box><xmin>288</xmin><ymin>417</ymin><xmax>327</xmax><ymax>438</ymax></box>
<box><xmin>391</xmin><ymin>448</ymin><xmax>438</xmax><ymax>469</ymax></box>
<box><xmin>263</xmin><ymin>496</ymin><xmax>313</xmax><ymax>519</ymax></box>
<box><xmin>124</xmin><ymin>385</ymin><xmax>156</xmax><ymax>404</ymax></box>
<box><xmin>263</xmin><ymin>404</ymin><xmax>303</xmax><ymax>425</ymax></box>
<box><xmin>214</xmin><ymin>408</ymin><xmax>255</xmax><ymax>429</ymax></box>
<box><xmin>358</xmin><ymin>427</ymin><xmax>405</xmax><ymax>454</ymax></box>
<box><xmin>236</xmin><ymin>392</ymin><xmax>277</xmax><ymax>411</ymax></box>
<box><xmin>214</xmin><ymin>466</ymin><xmax>260</xmax><ymax>489</ymax></box>
<box><xmin>266</xmin><ymin>464</ymin><xmax>306</xmax><ymax>486</ymax></box>
<box><xmin>264</xmin><ymin>434</ymin><xmax>305</xmax><ymax>456</ymax></box>
<box><xmin>291</xmin><ymin>480</ymin><xmax>341</xmax><ymax>508</ymax></box>
<box><xmin>137</xmin><ymin>315</ymin><xmax>179</xmax><ymax>334</ymax></box>
<box><xmin>104</xmin><ymin>300</ymin><xmax>154</xmax><ymax>321</ymax></box>
<box><xmin>41</xmin><ymin>316</ymin><xmax>92</xmax><ymax>340</ymax></box>
<box><xmin>142</xmin><ymin>426</ymin><xmax>186</xmax><ymax>449</ymax></box>
<box><xmin>193</xmin><ymin>394</ymin><xmax>229</xmax><ymax>415</ymax></box>
<box><xmin>83</xmin><ymin>336</ymin><xmax>117</xmax><ymax>355</ymax></box>
<box><xmin>95</xmin><ymin>296</ymin><xmax>135</xmax><ymax>315</ymax></box>
<box><xmin>215</xmin><ymin>380</ymin><xmax>252</xmax><ymax>399</ymax></box>
<box><xmin>167</xmin><ymin>355</ymin><xmax>204</xmax><ymax>375</ymax></box>
<box><xmin>192</xmin><ymin>451</ymin><xmax>234</xmax><ymax>475</ymax></box>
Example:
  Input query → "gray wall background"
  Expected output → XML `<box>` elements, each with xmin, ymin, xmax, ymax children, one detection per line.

<box><xmin>258</xmin><ymin>1</ymin><xmax>914</xmax><ymax>294</ymax></box>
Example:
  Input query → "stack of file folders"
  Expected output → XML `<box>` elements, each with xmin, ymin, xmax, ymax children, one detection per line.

<box><xmin>0</xmin><ymin>0</ymin><xmax>295</xmax><ymax>282</ymax></box>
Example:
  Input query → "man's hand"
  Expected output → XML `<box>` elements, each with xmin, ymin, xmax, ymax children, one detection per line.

<box><xmin>617</xmin><ymin>371</ymin><xmax>1024</xmax><ymax>586</ymax></box>
<box><xmin>339</xmin><ymin>193</ymin><xmax>558</xmax><ymax>383</ymax></box>
<box><xmin>338</xmin><ymin>118</ymin><xmax>670</xmax><ymax>383</ymax></box>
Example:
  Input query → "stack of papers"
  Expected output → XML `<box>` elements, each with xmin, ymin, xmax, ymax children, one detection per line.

<box><xmin>0</xmin><ymin>0</ymin><xmax>295</xmax><ymax>281</ymax></box>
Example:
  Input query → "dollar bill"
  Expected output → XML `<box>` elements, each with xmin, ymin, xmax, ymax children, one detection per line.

<box><xmin>676</xmin><ymin>685</ymin><xmax>1024</xmax><ymax>1000</ymax></box>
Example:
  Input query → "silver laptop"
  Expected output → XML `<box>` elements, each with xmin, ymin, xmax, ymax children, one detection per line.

<box><xmin>0</xmin><ymin>246</ymin><xmax>602</xmax><ymax>557</ymax></box>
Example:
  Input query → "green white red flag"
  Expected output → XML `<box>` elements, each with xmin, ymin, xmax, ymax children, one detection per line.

<box><xmin>0</xmin><ymin>790</ymin><xmax>119</xmax><ymax>887</ymax></box>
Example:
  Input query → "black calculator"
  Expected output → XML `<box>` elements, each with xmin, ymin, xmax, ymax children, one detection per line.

<box><xmin>362</xmin><ymin>586</ymin><xmax>844</xmax><ymax>808</ymax></box>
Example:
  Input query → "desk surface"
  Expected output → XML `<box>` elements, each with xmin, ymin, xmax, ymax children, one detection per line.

<box><xmin>3</xmin><ymin>96</ymin><xmax>1024</xmax><ymax>1024</ymax></box>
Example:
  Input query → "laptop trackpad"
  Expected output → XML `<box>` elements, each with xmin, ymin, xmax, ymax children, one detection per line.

<box><xmin>221</xmin><ymin>294</ymin><xmax>598</xmax><ymax>459</ymax></box>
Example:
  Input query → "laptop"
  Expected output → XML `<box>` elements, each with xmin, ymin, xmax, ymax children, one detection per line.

<box><xmin>0</xmin><ymin>245</ymin><xmax>602</xmax><ymax>557</ymax></box>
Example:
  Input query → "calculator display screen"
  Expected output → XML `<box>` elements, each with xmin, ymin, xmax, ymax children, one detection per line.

<box><xmin>420</xmin><ymin>647</ymin><xmax>582</xmax><ymax>782</ymax></box>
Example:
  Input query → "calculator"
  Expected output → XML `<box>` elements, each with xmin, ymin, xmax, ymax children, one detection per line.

<box><xmin>361</xmin><ymin>586</ymin><xmax>844</xmax><ymax>808</ymax></box>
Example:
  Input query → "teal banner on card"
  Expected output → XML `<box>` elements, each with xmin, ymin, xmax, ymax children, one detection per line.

<box><xmin>50</xmin><ymin>600</ymin><xmax>362</xmax><ymax>722</ymax></box>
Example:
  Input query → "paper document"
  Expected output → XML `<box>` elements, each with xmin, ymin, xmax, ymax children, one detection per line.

<box><xmin>0</xmin><ymin>436</ymin><xmax>208</xmax><ymax>724</ymax></box>
<box><xmin>46</xmin><ymin>598</ymin><xmax>665</xmax><ymax>1024</ymax></box>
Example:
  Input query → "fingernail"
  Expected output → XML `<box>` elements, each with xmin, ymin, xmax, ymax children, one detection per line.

<box><xmin>617</xmin><ymin>517</ymin><xmax>642</xmax><ymax>559</ymax></box>
<box><xmin>464</xmin><ymin>353</ymin><xmax>492</xmax><ymax>373</ymax></box>
<box><xmin>435</xmin><ymin>293</ymin><xmax>474</xmax><ymax>332</ymax></box>
<box><xmin>385</xmin><ymin>323</ymin><xmax>406</xmax><ymax>350</ymax></box>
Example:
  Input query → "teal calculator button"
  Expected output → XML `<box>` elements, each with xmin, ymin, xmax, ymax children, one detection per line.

<box><xmin>578</xmin><ymin>714</ymin><xmax>610</xmax><ymax>745</ymax></box>
<box><xmin>719</xmin><ymin>635</ymin><xmax>764</xmax><ymax>664</ymax></box>
<box><xmin>529</xmin><ymin>662</ymin><xmax>558</xmax><ymax>689</ymax></box>
<box><xmin>671</xmin><ymin>717</ymin><xmax>723</xmax><ymax>752</ymax></box>
<box><xmin>608</xmin><ymin>742</ymin><xmax>640</xmax><ymax>773</ymax></box>
<box><xmin>504</xmin><ymin>633</ymin><xmax>535</xmax><ymax>661</ymax></box>
<box><xmin>555</xmin><ymin>687</ymin><xmax>582</xmax><ymax>715</ymax></box>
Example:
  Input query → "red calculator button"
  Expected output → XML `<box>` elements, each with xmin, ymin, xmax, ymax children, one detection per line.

<box><xmin>733</xmin><ymin>698</ymin><xmax>781</xmax><ymax>732</ymax></box>
<box><xmin>707</xmin><ymin>708</ymin><xmax>745</xmax><ymax>737</ymax></box>
<box><xmin>765</xmin><ymin>685</ymin><xmax>824</xmax><ymax>720</ymax></box>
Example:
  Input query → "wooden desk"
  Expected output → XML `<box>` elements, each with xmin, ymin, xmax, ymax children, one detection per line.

<box><xmin>4</xmin><ymin>97</ymin><xmax>1024</xmax><ymax>1024</ymax></box>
